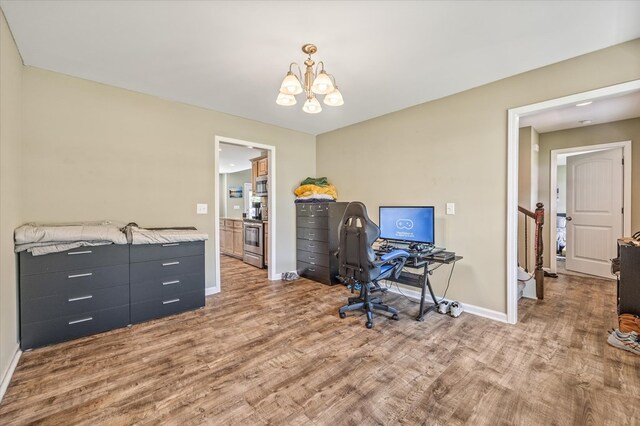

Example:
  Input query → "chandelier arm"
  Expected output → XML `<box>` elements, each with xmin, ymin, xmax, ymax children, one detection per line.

<box><xmin>288</xmin><ymin>62</ymin><xmax>303</xmax><ymax>83</ymax></box>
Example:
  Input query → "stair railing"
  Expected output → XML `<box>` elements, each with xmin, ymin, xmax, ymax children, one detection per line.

<box><xmin>518</xmin><ymin>202</ymin><xmax>545</xmax><ymax>299</ymax></box>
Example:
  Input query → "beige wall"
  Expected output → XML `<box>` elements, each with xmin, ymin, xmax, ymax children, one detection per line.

<box><xmin>518</xmin><ymin>127</ymin><xmax>539</xmax><ymax>270</ymax></box>
<box><xmin>538</xmin><ymin>117</ymin><xmax>640</xmax><ymax>267</ymax></box>
<box><xmin>21</xmin><ymin>67</ymin><xmax>316</xmax><ymax>289</ymax></box>
<box><xmin>0</xmin><ymin>9</ymin><xmax>22</xmax><ymax>386</ymax></box>
<box><xmin>317</xmin><ymin>39</ymin><xmax>640</xmax><ymax>314</ymax></box>
<box><xmin>222</xmin><ymin>169</ymin><xmax>251</xmax><ymax>219</ymax></box>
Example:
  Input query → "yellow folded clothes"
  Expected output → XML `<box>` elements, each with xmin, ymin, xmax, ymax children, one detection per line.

<box><xmin>294</xmin><ymin>184</ymin><xmax>338</xmax><ymax>199</ymax></box>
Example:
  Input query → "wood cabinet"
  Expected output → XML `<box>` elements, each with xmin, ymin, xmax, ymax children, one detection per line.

<box><xmin>232</xmin><ymin>221</ymin><xmax>244</xmax><ymax>258</ymax></box>
<box><xmin>221</xmin><ymin>219</ymin><xmax>244</xmax><ymax>259</ymax></box>
<box><xmin>257</xmin><ymin>157</ymin><xmax>268</xmax><ymax>176</ymax></box>
<box><xmin>251</xmin><ymin>161</ymin><xmax>258</xmax><ymax>193</ymax></box>
<box><xmin>250</xmin><ymin>154</ymin><xmax>268</xmax><ymax>193</ymax></box>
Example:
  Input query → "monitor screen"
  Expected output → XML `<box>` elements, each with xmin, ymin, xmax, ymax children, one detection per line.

<box><xmin>379</xmin><ymin>206</ymin><xmax>435</xmax><ymax>244</ymax></box>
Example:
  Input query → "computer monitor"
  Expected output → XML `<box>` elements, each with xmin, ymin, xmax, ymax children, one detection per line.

<box><xmin>379</xmin><ymin>206</ymin><xmax>435</xmax><ymax>245</ymax></box>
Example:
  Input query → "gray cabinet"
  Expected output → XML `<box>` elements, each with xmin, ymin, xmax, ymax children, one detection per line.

<box><xmin>19</xmin><ymin>244</ymin><xmax>130</xmax><ymax>350</ymax></box>
<box><xmin>296</xmin><ymin>202</ymin><xmax>347</xmax><ymax>285</ymax></box>
<box><xmin>130</xmin><ymin>241</ymin><xmax>205</xmax><ymax>324</ymax></box>
<box><xmin>617</xmin><ymin>240</ymin><xmax>640</xmax><ymax>316</ymax></box>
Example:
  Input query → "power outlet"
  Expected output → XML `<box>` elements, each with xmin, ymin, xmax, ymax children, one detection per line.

<box><xmin>196</xmin><ymin>203</ymin><xmax>208</xmax><ymax>214</ymax></box>
<box><xmin>446</xmin><ymin>203</ymin><xmax>455</xmax><ymax>215</ymax></box>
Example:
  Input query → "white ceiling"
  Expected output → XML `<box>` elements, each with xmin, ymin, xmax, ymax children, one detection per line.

<box><xmin>2</xmin><ymin>1</ymin><xmax>640</xmax><ymax>135</ymax></box>
<box><xmin>520</xmin><ymin>91</ymin><xmax>640</xmax><ymax>133</ymax></box>
<box><xmin>218</xmin><ymin>142</ymin><xmax>263</xmax><ymax>174</ymax></box>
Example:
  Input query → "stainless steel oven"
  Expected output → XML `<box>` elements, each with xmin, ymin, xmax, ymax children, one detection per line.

<box><xmin>243</xmin><ymin>220</ymin><xmax>264</xmax><ymax>268</ymax></box>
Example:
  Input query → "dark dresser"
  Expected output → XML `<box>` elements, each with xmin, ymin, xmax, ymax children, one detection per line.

<box><xmin>617</xmin><ymin>240</ymin><xmax>640</xmax><ymax>316</ymax></box>
<box><xmin>19</xmin><ymin>244</ymin><xmax>130</xmax><ymax>350</ymax></box>
<box><xmin>130</xmin><ymin>241</ymin><xmax>205</xmax><ymax>323</ymax></box>
<box><xmin>296</xmin><ymin>202</ymin><xmax>347</xmax><ymax>285</ymax></box>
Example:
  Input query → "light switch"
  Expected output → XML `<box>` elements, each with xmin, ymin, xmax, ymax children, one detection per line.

<box><xmin>196</xmin><ymin>203</ymin><xmax>208</xmax><ymax>214</ymax></box>
<box><xmin>446</xmin><ymin>203</ymin><xmax>455</xmax><ymax>215</ymax></box>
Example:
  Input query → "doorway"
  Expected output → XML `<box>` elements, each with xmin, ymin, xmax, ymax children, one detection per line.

<box><xmin>550</xmin><ymin>142</ymin><xmax>631</xmax><ymax>279</ymax></box>
<box><xmin>506</xmin><ymin>79</ymin><xmax>640</xmax><ymax>324</ymax></box>
<box><xmin>213</xmin><ymin>136</ymin><xmax>278</xmax><ymax>293</ymax></box>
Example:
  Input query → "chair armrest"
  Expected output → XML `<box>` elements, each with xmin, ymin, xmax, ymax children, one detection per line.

<box><xmin>379</xmin><ymin>250</ymin><xmax>409</xmax><ymax>262</ymax></box>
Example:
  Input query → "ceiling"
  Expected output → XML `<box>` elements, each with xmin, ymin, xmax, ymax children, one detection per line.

<box><xmin>520</xmin><ymin>91</ymin><xmax>640</xmax><ymax>133</ymax></box>
<box><xmin>219</xmin><ymin>142</ymin><xmax>263</xmax><ymax>174</ymax></box>
<box><xmin>2</xmin><ymin>1</ymin><xmax>640</xmax><ymax>135</ymax></box>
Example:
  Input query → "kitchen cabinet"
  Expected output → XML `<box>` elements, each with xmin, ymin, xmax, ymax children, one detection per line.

<box><xmin>250</xmin><ymin>155</ymin><xmax>268</xmax><ymax>193</ymax></box>
<box><xmin>220</xmin><ymin>219</ymin><xmax>243</xmax><ymax>259</ymax></box>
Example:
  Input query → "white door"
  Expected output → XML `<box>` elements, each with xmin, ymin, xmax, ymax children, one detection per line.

<box><xmin>566</xmin><ymin>148</ymin><xmax>623</xmax><ymax>278</ymax></box>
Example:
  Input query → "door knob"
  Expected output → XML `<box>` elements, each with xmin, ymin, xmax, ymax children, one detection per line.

<box><xmin>566</xmin><ymin>216</ymin><xmax>572</xmax><ymax>221</ymax></box>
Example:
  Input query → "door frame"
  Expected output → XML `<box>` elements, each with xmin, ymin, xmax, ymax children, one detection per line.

<box><xmin>550</xmin><ymin>141</ymin><xmax>631</xmax><ymax>275</ymax></box>
<box><xmin>506</xmin><ymin>79</ymin><xmax>640</xmax><ymax>324</ymax></box>
<box><xmin>213</xmin><ymin>135</ymin><xmax>278</xmax><ymax>293</ymax></box>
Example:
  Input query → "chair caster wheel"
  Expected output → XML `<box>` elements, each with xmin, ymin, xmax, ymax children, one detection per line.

<box><xmin>392</xmin><ymin>314</ymin><xmax>399</xmax><ymax>320</ymax></box>
<box><xmin>366</xmin><ymin>322</ymin><xmax>373</xmax><ymax>329</ymax></box>
<box><xmin>339</xmin><ymin>312</ymin><xmax>346</xmax><ymax>319</ymax></box>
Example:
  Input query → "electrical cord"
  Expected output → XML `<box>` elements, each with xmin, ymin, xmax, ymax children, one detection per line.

<box><xmin>383</xmin><ymin>261</ymin><xmax>456</xmax><ymax>305</ymax></box>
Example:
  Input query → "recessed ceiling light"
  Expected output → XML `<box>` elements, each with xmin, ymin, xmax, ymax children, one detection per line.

<box><xmin>576</xmin><ymin>101</ymin><xmax>592</xmax><ymax>107</ymax></box>
<box><xmin>229</xmin><ymin>163</ymin><xmax>235</xmax><ymax>167</ymax></box>
<box><xmin>579</xmin><ymin>120</ymin><xmax>592</xmax><ymax>125</ymax></box>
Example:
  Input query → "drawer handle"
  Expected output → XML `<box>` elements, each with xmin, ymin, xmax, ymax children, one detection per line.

<box><xmin>308</xmin><ymin>244</ymin><xmax>315</xmax><ymax>248</ymax></box>
<box><xmin>68</xmin><ymin>250</ymin><xmax>92</xmax><ymax>256</ymax></box>
<box><xmin>309</xmin><ymin>256</ymin><xmax>315</xmax><ymax>260</ymax></box>
<box><xmin>68</xmin><ymin>272</ymin><xmax>93</xmax><ymax>279</ymax></box>
<box><xmin>68</xmin><ymin>295</ymin><xmax>93</xmax><ymax>302</ymax></box>
<box><xmin>308</xmin><ymin>233</ymin><xmax>315</xmax><ymax>236</ymax></box>
<box><xmin>68</xmin><ymin>317</ymin><xmax>93</xmax><ymax>325</ymax></box>
<box><xmin>309</xmin><ymin>268</ymin><xmax>316</xmax><ymax>272</ymax></box>
<box><xmin>162</xmin><ymin>261</ymin><xmax>180</xmax><ymax>266</ymax></box>
<box><xmin>163</xmin><ymin>298</ymin><xmax>180</xmax><ymax>305</ymax></box>
<box><xmin>308</xmin><ymin>221</ymin><xmax>315</xmax><ymax>224</ymax></box>
<box><xmin>162</xmin><ymin>280</ymin><xmax>180</xmax><ymax>286</ymax></box>
<box><xmin>162</xmin><ymin>243</ymin><xmax>180</xmax><ymax>247</ymax></box>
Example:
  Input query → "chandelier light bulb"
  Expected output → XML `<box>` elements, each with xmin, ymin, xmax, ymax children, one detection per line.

<box><xmin>302</xmin><ymin>97</ymin><xmax>322</xmax><ymax>114</ymax></box>
<box><xmin>324</xmin><ymin>87</ymin><xmax>344</xmax><ymax>106</ymax></box>
<box><xmin>276</xmin><ymin>92</ymin><xmax>297</xmax><ymax>106</ymax></box>
<box><xmin>311</xmin><ymin>70</ymin><xmax>334</xmax><ymax>95</ymax></box>
<box><xmin>279</xmin><ymin>72</ymin><xmax>303</xmax><ymax>95</ymax></box>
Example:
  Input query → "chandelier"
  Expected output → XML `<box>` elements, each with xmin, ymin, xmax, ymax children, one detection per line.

<box><xmin>276</xmin><ymin>44</ymin><xmax>344</xmax><ymax>114</ymax></box>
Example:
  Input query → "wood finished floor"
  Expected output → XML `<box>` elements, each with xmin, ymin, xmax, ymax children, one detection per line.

<box><xmin>1</xmin><ymin>255</ymin><xmax>638</xmax><ymax>425</ymax></box>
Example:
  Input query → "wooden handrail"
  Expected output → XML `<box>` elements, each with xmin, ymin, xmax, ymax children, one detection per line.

<box><xmin>518</xmin><ymin>205</ymin><xmax>535</xmax><ymax>219</ymax></box>
<box><xmin>518</xmin><ymin>202</ymin><xmax>545</xmax><ymax>299</ymax></box>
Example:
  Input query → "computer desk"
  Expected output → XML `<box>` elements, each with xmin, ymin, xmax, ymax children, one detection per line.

<box><xmin>380</xmin><ymin>250</ymin><xmax>463</xmax><ymax>321</ymax></box>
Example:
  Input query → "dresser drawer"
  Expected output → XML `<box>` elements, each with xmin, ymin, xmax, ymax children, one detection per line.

<box><xmin>297</xmin><ymin>261</ymin><xmax>331</xmax><ymax>284</ymax></box>
<box><xmin>20</xmin><ymin>305</ymin><xmax>129</xmax><ymax>350</ymax></box>
<box><xmin>130</xmin><ymin>255</ymin><xmax>204</xmax><ymax>283</ymax></box>
<box><xmin>131</xmin><ymin>289</ymin><xmax>205</xmax><ymax>324</ymax></box>
<box><xmin>297</xmin><ymin>250</ymin><xmax>330</xmax><ymax>268</ymax></box>
<box><xmin>296</xmin><ymin>203</ymin><xmax>330</xmax><ymax>217</ymax></box>
<box><xmin>297</xmin><ymin>216</ymin><xmax>329</xmax><ymax>229</ymax></box>
<box><xmin>130</xmin><ymin>241</ymin><xmax>204</xmax><ymax>263</ymax></box>
<box><xmin>20</xmin><ymin>244</ymin><xmax>129</xmax><ymax>276</ymax></box>
<box><xmin>21</xmin><ymin>284</ymin><xmax>129</xmax><ymax>324</ymax></box>
<box><xmin>297</xmin><ymin>227</ymin><xmax>328</xmax><ymax>242</ymax></box>
<box><xmin>20</xmin><ymin>263</ymin><xmax>129</xmax><ymax>300</ymax></box>
<box><xmin>297</xmin><ymin>239</ymin><xmax>329</xmax><ymax>255</ymax></box>
<box><xmin>131</xmin><ymin>272</ymin><xmax>204</xmax><ymax>303</ymax></box>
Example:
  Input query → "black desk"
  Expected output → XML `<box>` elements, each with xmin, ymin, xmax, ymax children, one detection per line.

<box><xmin>380</xmin><ymin>251</ymin><xmax>463</xmax><ymax>321</ymax></box>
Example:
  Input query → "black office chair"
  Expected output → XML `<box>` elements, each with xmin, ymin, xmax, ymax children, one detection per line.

<box><xmin>337</xmin><ymin>202</ymin><xmax>409</xmax><ymax>328</ymax></box>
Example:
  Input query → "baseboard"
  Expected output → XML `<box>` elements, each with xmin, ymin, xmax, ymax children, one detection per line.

<box><xmin>205</xmin><ymin>286</ymin><xmax>219</xmax><ymax>296</ymax></box>
<box><xmin>385</xmin><ymin>284</ymin><xmax>509</xmax><ymax>323</ymax></box>
<box><xmin>269</xmin><ymin>272</ymin><xmax>282</xmax><ymax>281</ymax></box>
<box><xmin>0</xmin><ymin>344</ymin><xmax>21</xmax><ymax>403</ymax></box>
